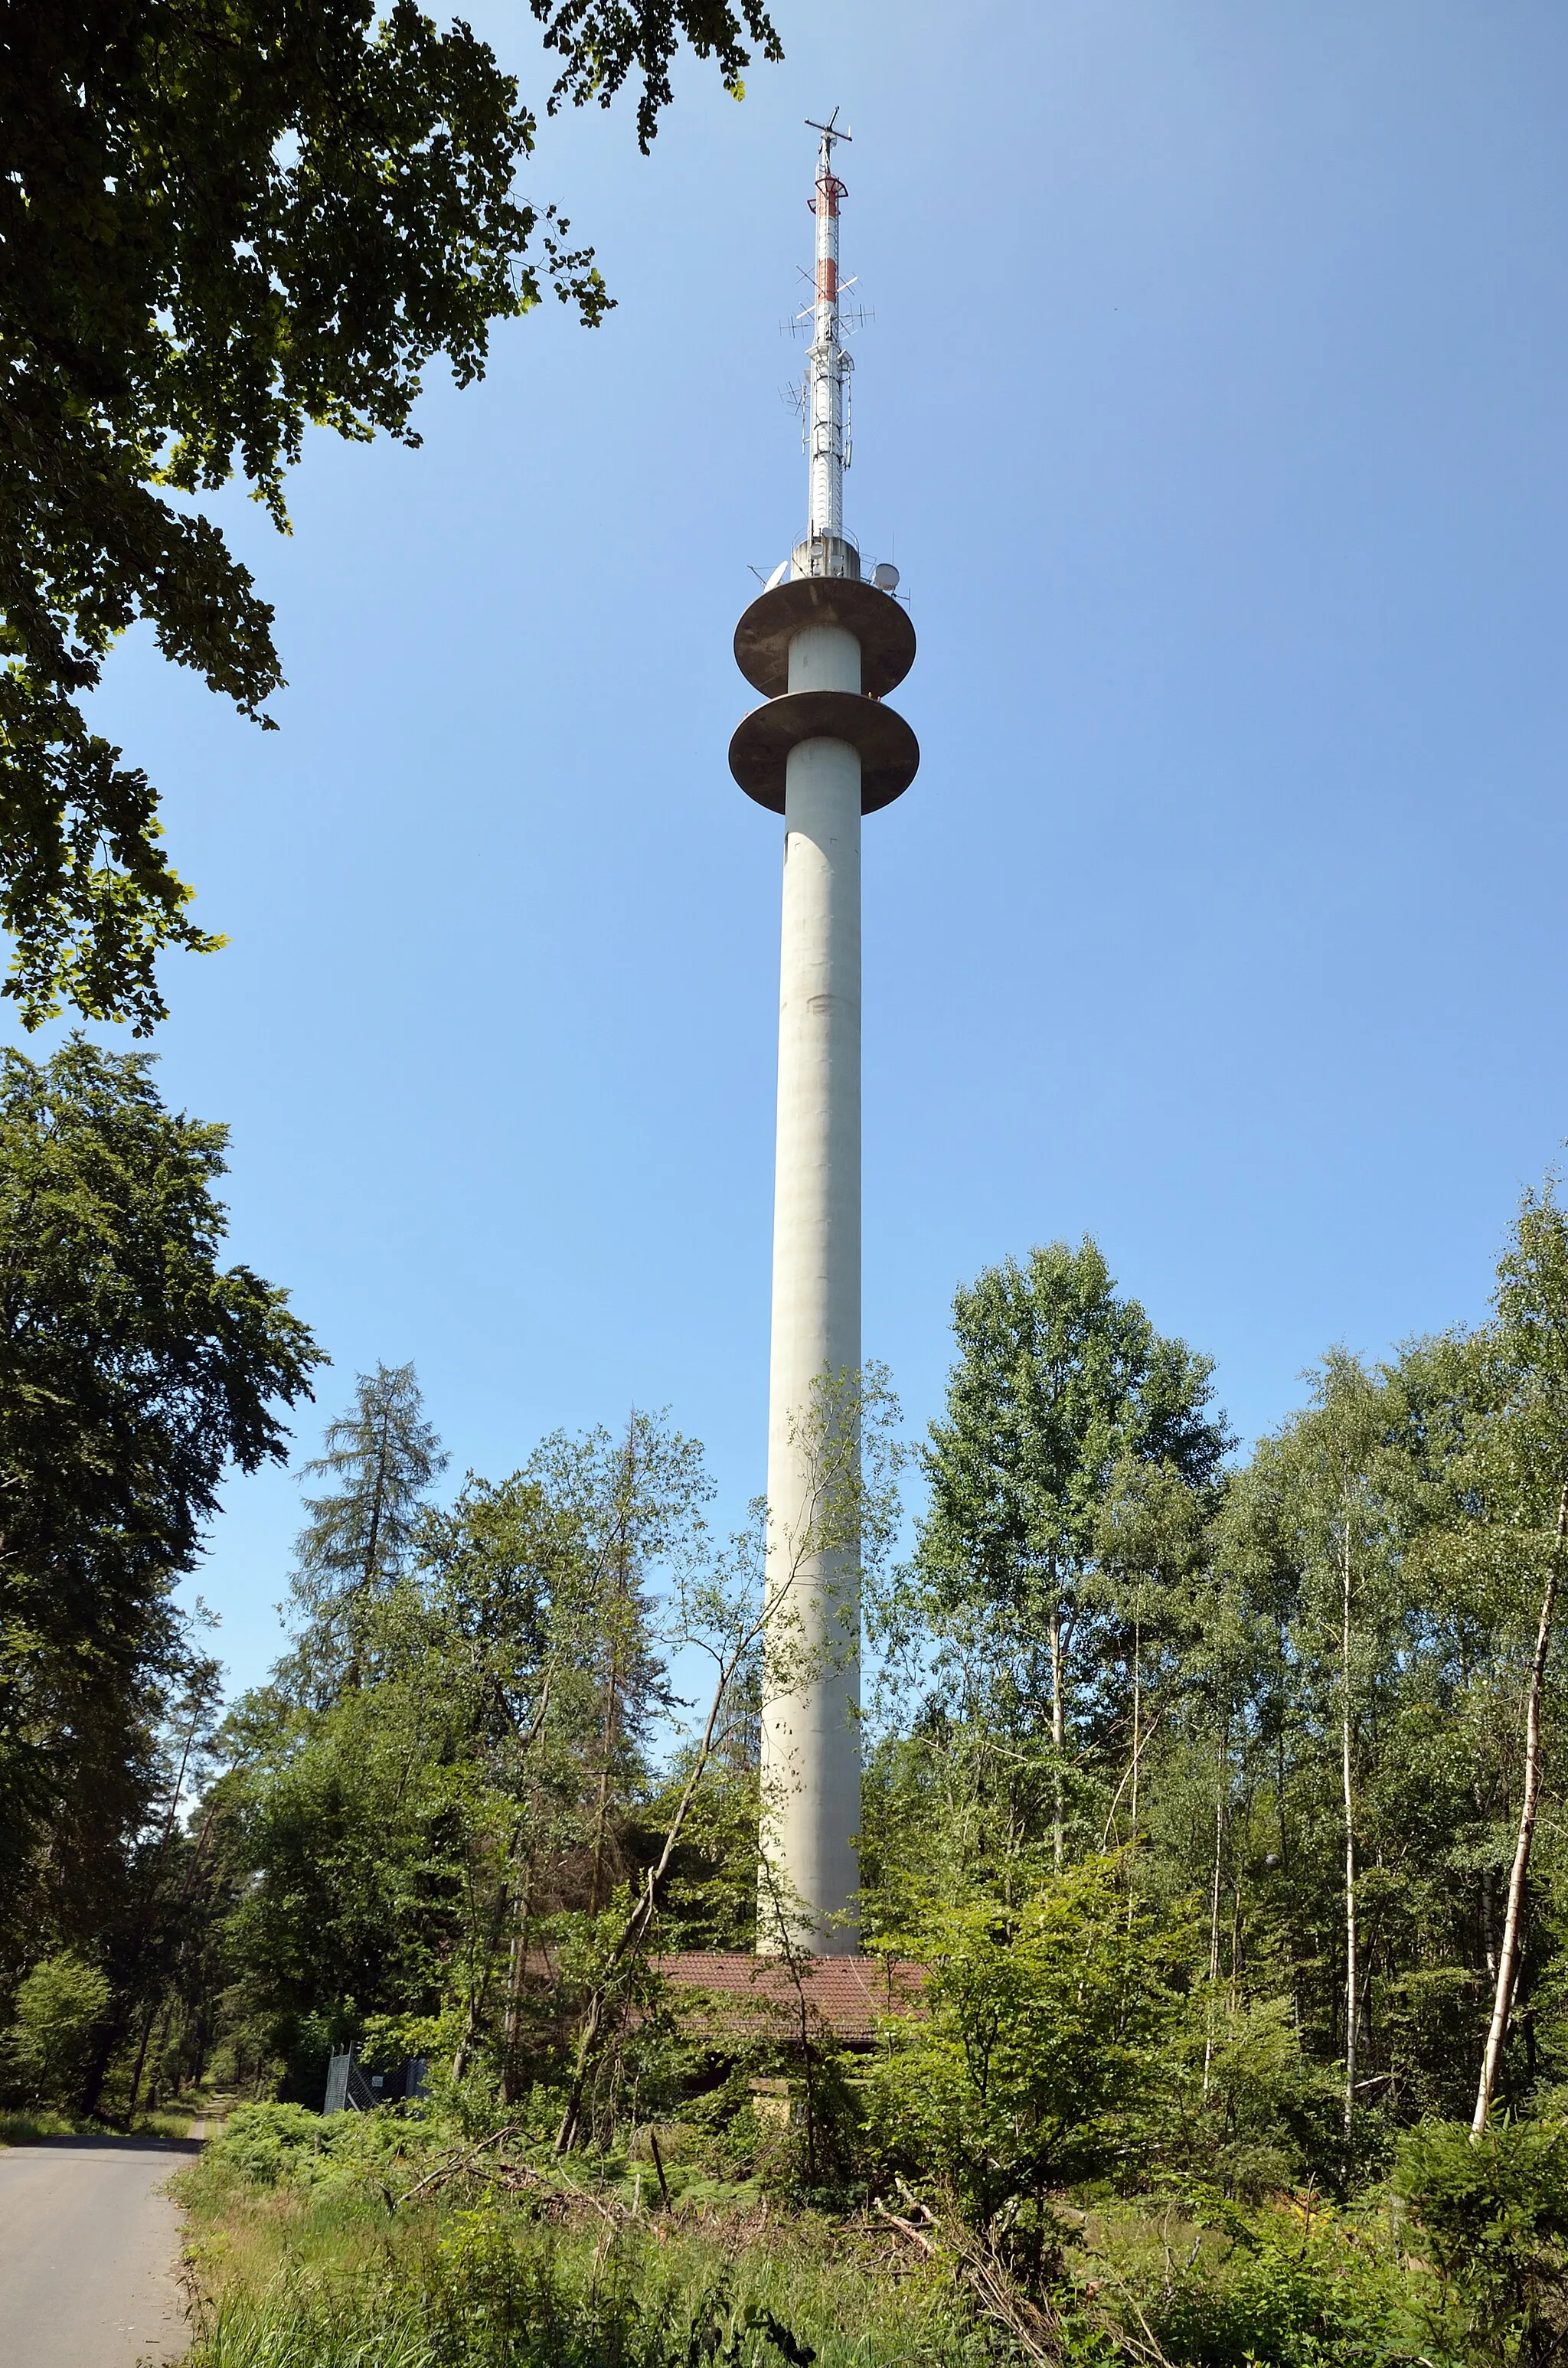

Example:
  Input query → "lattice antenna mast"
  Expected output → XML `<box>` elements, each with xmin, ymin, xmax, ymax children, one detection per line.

<box><xmin>805</xmin><ymin>112</ymin><xmax>851</xmax><ymax>543</ymax></box>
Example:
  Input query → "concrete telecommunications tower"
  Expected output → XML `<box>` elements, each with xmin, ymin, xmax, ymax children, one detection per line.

<box><xmin>729</xmin><ymin>116</ymin><xmax>918</xmax><ymax>1956</ymax></box>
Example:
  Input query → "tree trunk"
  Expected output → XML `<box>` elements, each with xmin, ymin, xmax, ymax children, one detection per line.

<box><xmin>590</xmin><ymin>1417</ymin><xmax>637</xmax><ymax>1915</ymax></box>
<box><xmin>466</xmin><ymin>1679</ymin><xmax>551</xmax><ymax>2095</ymax></box>
<box><xmin>1202</xmin><ymin>1711</ymin><xmax>1226</xmax><ymax>2098</ymax></box>
<box><xmin>1048</xmin><ymin>1602</ymin><xmax>1065</xmax><ymax>1871</ymax></box>
<box><xmin>1341</xmin><ymin>1519</ymin><xmax>1358</xmax><ymax>2148</ymax></box>
<box><xmin>1125</xmin><ymin>1611</ymin><xmax>1143</xmax><ymax>1934</ymax></box>
<box><xmin>1128</xmin><ymin>1610</ymin><xmax>1142</xmax><ymax>1850</ymax></box>
<box><xmin>1479</xmin><ymin>1801</ymin><xmax>1499</xmax><ymax>1981</ymax></box>
<box><xmin>554</xmin><ymin>1615</ymin><xmax>757</xmax><ymax>2155</ymax></box>
<box><xmin>499</xmin><ymin>1848</ymin><xmax>537</xmax><ymax>2107</ymax></box>
<box><xmin>452</xmin><ymin>1848</ymin><xmax>515</xmax><ymax>2086</ymax></box>
<box><xmin>346</xmin><ymin>1408</ymin><xmax>393</xmax><ymax>1693</ymax></box>
<box><xmin>1472</xmin><ymin>1480</ymin><xmax>1567</xmax><ymax>2134</ymax></box>
<box><xmin>589</xmin><ymin>1640</ymin><xmax>620</xmax><ymax>1916</ymax></box>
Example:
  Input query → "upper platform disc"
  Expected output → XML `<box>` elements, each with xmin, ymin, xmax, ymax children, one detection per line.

<box><xmin>734</xmin><ymin>578</ymin><xmax>916</xmax><ymax>701</ymax></box>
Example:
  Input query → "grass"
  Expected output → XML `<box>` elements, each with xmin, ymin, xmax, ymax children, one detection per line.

<box><xmin>169</xmin><ymin>2109</ymin><xmax>1442</xmax><ymax>2367</ymax></box>
<box><xmin>0</xmin><ymin>2103</ymin><xmax>195</xmax><ymax>2145</ymax></box>
<box><xmin>0</xmin><ymin>2108</ymin><xmax>80</xmax><ymax>2144</ymax></box>
<box><xmin>175</xmin><ymin>2153</ymin><xmax>1001</xmax><ymax>2367</ymax></box>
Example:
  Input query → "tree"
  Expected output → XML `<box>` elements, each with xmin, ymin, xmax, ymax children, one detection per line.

<box><xmin>283</xmin><ymin>1362</ymin><xmax>446</xmax><ymax>1700</ymax></box>
<box><xmin>1470</xmin><ymin>1182</ymin><xmax>1568</xmax><ymax>2133</ymax></box>
<box><xmin>1091</xmin><ymin>1454</ymin><xmax>1208</xmax><ymax>1863</ymax></box>
<box><xmin>2</xmin><ymin>1952</ymin><xmax>113</xmax><ymax>2107</ymax></box>
<box><xmin>0</xmin><ymin>0</ymin><xmax>782</xmax><ymax>1032</ymax></box>
<box><xmin>865</xmin><ymin>1859</ymin><xmax>1184</xmax><ymax>2249</ymax></box>
<box><xmin>918</xmin><ymin>1239</ymin><xmax>1231</xmax><ymax>1867</ymax></box>
<box><xmin>1217</xmin><ymin>1354</ymin><xmax>1416</xmax><ymax>2151</ymax></box>
<box><xmin>419</xmin><ymin>1415</ymin><xmax>695</xmax><ymax>2094</ymax></box>
<box><xmin>225</xmin><ymin>1406</ymin><xmax>730</xmax><ymax>2112</ymax></box>
<box><xmin>0</xmin><ymin>1037</ymin><xmax>322</xmax><ymax>1983</ymax></box>
<box><xmin>97</xmin><ymin>1190</ymin><xmax>1568</xmax><ymax>2244</ymax></box>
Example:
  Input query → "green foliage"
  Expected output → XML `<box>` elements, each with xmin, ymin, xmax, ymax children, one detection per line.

<box><xmin>180</xmin><ymin>2186</ymin><xmax>984</xmax><ymax>2368</ymax></box>
<box><xmin>0</xmin><ymin>2108</ymin><xmax>84</xmax><ymax>2144</ymax></box>
<box><xmin>531</xmin><ymin>0</ymin><xmax>784</xmax><ymax>152</ymax></box>
<box><xmin>0</xmin><ymin>1038</ymin><xmax>321</xmax><ymax>2012</ymax></box>
<box><xmin>904</xmin><ymin>1238</ymin><xmax>1230</xmax><ymax>1880</ymax></box>
<box><xmin>280</xmin><ymin>1361</ymin><xmax>448</xmax><ymax>1703</ymax></box>
<box><xmin>1183</xmin><ymin>1993</ymin><xmax>1338</xmax><ymax>2198</ymax></box>
<box><xmin>920</xmin><ymin>1240</ymin><xmax>1230</xmax><ymax>1680</ymax></box>
<box><xmin>223</xmin><ymin>1405</ymin><xmax>736</xmax><ymax>2118</ymax></box>
<box><xmin>866</xmin><ymin>1860</ymin><xmax>1188</xmax><ymax>2230</ymax></box>
<box><xmin>1396</xmin><ymin>2115</ymin><xmax>1568</xmax><ymax>2366</ymax></box>
<box><xmin>2</xmin><ymin>1951</ymin><xmax>111</xmax><ymax>2105</ymax></box>
<box><xmin>864</xmin><ymin>1187</ymin><xmax>1568</xmax><ymax>2203</ymax></box>
<box><xmin>1138</xmin><ymin>2208</ymin><xmax>1401</xmax><ymax>2368</ymax></box>
<box><xmin>222</xmin><ymin>1675</ymin><xmax>477</xmax><ymax>2050</ymax></box>
<box><xmin>207</xmin><ymin>2101</ymin><xmax>340</xmax><ymax>2188</ymax></box>
<box><xmin>0</xmin><ymin>0</ymin><xmax>779</xmax><ymax>1028</ymax></box>
<box><xmin>45</xmin><ymin>1172</ymin><xmax>1568</xmax><ymax>2363</ymax></box>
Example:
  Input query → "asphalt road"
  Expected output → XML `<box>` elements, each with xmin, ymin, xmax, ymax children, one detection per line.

<box><xmin>0</xmin><ymin>2134</ymin><xmax>198</xmax><ymax>2366</ymax></box>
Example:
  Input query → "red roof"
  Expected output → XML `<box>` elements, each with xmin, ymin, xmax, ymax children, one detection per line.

<box><xmin>654</xmin><ymin>1952</ymin><xmax>925</xmax><ymax>2045</ymax></box>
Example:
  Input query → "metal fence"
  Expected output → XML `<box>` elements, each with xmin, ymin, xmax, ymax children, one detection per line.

<box><xmin>322</xmin><ymin>2047</ymin><xmax>428</xmax><ymax>2114</ymax></box>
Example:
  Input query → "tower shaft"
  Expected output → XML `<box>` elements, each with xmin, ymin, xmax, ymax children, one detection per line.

<box><xmin>760</xmin><ymin>620</ymin><xmax>863</xmax><ymax>1954</ymax></box>
<box><xmin>729</xmin><ymin>118</ymin><xmax>917</xmax><ymax>1958</ymax></box>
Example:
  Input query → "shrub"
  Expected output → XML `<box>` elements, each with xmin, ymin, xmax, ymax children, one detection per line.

<box><xmin>1148</xmin><ymin>2216</ymin><xmax>1399</xmax><ymax>2367</ymax></box>
<box><xmin>186</xmin><ymin>2213</ymin><xmax>877</xmax><ymax>2366</ymax></box>
<box><xmin>864</xmin><ymin>1859</ymin><xmax>1186</xmax><ymax>2237</ymax></box>
<box><xmin>1395</xmin><ymin>2115</ymin><xmax>1568</xmax><ymax>2366</ymax></box>
<box><xmin>2</xmin><ymin>1952</ymin><xmax>110</xmax><ymax>2106</ymax></box>
<box><xmin>207</xmin><ymin>2101</ymin><xmax>339</xmax><ymax>2187</ymax></box>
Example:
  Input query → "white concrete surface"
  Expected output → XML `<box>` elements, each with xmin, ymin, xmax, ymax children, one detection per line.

<box><xmin>786</xmin><ymin>622</ymin><xmax>861</xmax><ymax>695</ymax></box>
<box><xmin>760</xmin><ymin>598</ymin><xmax>865</xmax><ymax>1952</ymax></box>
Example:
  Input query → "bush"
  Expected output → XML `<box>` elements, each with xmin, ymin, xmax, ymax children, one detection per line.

<box><xmin>207</xmin><ymin>2101</ymin><xmax>340</xmax><ymax>2187</ymax></box>
<box><xmin>0</xmin><ymin>2108</ymin><xmax>78</xmax><ymax>2144</ymax></box>
<box><xmin>864</xmin><ymin>1860</ymin><xmax>1186</xmax><ymax>2236</ymax></box>
<box><xmin>1147</xmin><ymin>2216</ymin><xmax>1399</xmax><ymax>2367</ymax></box>
<box><xmin>1185</xmin><ymin>1994</ymin><xmax>1344</xmax><ymax>2198</ymax></box>
<box><xmin>2</xmin><ymin>1952</ymin><xmax>110</xmax><ymax>2106</ymax></box>
<box><xmin>1396</xmin><ymin>2115</ymin><xmax>1568</xmax><ymax>2366</ymax></box>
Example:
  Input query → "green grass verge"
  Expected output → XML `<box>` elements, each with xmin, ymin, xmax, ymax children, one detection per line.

<box><xmin>176</xmin><ymin>2154</ymin><xmax>999</xmax><ymax>2367</ymax></box>
<box><xmin>0</xmin><ymin>2105</ymin><xmax>194</xmax><ymax>2145</ymax></box>
<box><xmin>0</xmin><ymin>2108</ymin><xmax>80</xmax><ymax>2144</ymax></box>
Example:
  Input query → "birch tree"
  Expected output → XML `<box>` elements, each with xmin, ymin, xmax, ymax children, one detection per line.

<box><xmin>1470</xmin><ymin>1182</ymin><xmax>1568</xmax><ymax>2133</ymax></box>
<box><xmin>1223</xmin><ymin>1354</ymin><xmax>1412</xmax><ymax>2154</ymax></box>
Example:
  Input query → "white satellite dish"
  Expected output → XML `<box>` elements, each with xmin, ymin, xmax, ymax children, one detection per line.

<box><xmin>871</xmin><ymin>561</ymin><xmax>900</xmax><ymax>593</ymax></box>
<box><xmin>764</xmin><ymin>560</ymin><xmax>789</xmax><ymax>590</ymax></box>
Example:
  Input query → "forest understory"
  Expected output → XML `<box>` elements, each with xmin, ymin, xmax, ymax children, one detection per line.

<box><xmin>168</xmin><ymin>2090</ymin><xmax>1563</xmax><ymax>2368</ymax></box>
<box><xmin>5</xmin><ymin>1047</ymin><xmax>1568</xmax><ymax>2366</ymax></box>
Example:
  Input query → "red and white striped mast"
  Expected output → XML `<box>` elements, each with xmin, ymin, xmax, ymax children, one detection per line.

<box><xmin>805</xmin><ymin>110</ymin><xmax>851</xmax><ymax>557</ymax></box>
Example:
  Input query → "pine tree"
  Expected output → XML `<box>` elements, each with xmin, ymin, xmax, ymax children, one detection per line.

<box><xmin>283</xmin><ymin>1364</ymin><xmax>446</xmax><ymax>1700</ymax></box>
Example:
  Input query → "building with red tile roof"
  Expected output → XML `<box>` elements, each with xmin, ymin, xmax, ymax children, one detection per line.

<box><xmin>655</xmin><ymin>1952</ymin><xmax>925</xmax><ymax>2047</ymax></box>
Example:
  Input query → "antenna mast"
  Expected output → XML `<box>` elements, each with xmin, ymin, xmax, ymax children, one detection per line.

<box><xmin>803</xmin><ymin>111</ymin><xmax>852</xmax><ymax>570</ymax></box>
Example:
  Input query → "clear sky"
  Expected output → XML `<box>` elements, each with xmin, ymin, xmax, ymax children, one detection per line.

<box><xmin>51</xmin><ymin>0</ymin><xmax>1568</xmax><ymax>1695</ymax></box>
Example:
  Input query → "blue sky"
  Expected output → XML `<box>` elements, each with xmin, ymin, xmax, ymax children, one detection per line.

<box><xmin>52</xmin><ymin>0</ymin><xmax>1568</xmax><ymax>1694</ymax></box>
